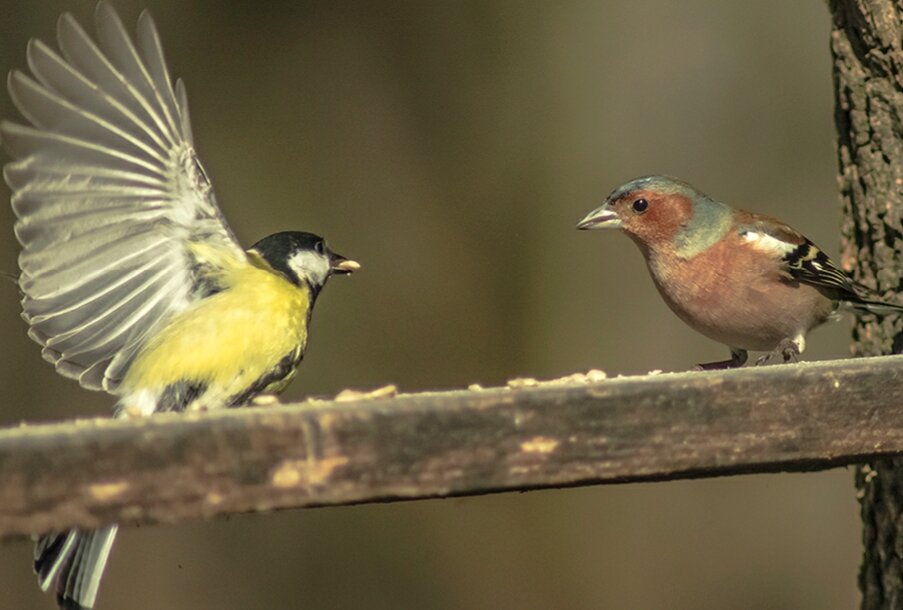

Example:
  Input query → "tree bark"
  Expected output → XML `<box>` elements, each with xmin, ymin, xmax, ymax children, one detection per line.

<box><xmin>830</xmin><ymin>2</ymin><xmax>903</xmax><ymax>608</ymax></box>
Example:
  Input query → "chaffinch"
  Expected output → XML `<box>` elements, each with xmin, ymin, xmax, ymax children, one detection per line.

<box><xmin>577</xmin><ymin>175</ymin><xmax>903</xmax><ymax>369</ymax></box>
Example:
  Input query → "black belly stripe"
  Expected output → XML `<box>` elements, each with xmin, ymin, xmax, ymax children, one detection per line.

<box><xmin>158</xmin><ymin>380</ymin><xmax>208</xmax><ymax>413</ymax></box>
<box><xmin>227</xmin><ymin>349</ymin><xmax>303</xmax><ymax>407</ymax></box>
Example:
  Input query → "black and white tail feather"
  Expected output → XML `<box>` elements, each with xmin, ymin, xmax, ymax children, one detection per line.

<box><xmin>35</xmin><ymin>527</ymin><xmax>118</xmax><ymax>610</ymax></box>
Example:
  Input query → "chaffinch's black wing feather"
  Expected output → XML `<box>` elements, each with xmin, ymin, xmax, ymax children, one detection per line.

<box><xmin>739</xmin><ymin>213</ymin><xmax>903</xmax><ymax>313</ymax></box>
<box><xmin>780</xmin><ymin>239</ymin><xmax>860</xmax><ymax>296</ymax></box>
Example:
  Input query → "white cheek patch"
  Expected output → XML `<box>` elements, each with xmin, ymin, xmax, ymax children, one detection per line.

<box><xmin>740</xmin><ymin>230</ymin><xmax>795</xmax><ymax>256</ymax></box>
<box><xmin>288</xmin><ymin>250</ymin><xmax>330</xmax><ymax>286</ymax></box>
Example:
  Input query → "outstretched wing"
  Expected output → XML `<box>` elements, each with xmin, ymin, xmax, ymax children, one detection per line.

<box><xmin>1</xmin><ymin>3</ymin><xmax>245</xmax><ymax>392</ymax></box>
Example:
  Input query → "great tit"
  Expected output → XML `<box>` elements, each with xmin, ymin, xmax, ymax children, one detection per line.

<box><xmin>1</xmin><ymin>4</ymin><xmax>359</xmax><ymax>609</ymax></box>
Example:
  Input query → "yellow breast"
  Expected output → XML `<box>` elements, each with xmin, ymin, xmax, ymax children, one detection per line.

<box><xmin>120</xmin><ymin>261</ymin><xmax>311</xmax><ymax>403</ymax></box>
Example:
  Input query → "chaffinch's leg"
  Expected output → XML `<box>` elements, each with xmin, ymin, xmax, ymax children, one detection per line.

<box><xmin>755</xmin><ymin>338</ymin><xmax>802</xmax><ymax>366</ymax></box>
<box><xmin>696</xmin><ymin>347</ymin><xmax>748</xmax><ymax>370</ymax></box>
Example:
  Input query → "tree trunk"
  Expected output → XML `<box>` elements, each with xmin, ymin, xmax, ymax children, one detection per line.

<box><xmin>830</xmin><ymin>2</ymin><xmax>903</xmax><ymax>608</ymax></box>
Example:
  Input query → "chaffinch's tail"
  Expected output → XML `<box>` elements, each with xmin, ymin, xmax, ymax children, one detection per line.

<box><xmin>842</xmin><ymin>290</ymin><xmax>903</xmax><ymax>316</ymax></box>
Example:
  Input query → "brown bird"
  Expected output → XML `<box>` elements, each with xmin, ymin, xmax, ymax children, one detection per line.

<box><xmin>578</xmin><ymin>175</ymin><xmax>903</xmax><ymax>368</ymax></box>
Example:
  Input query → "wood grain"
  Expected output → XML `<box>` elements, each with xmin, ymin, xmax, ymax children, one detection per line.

<box><xmin>1</xmin><ymin>356</ymin><xmax>903</xmax><ymax>539</ymax></box>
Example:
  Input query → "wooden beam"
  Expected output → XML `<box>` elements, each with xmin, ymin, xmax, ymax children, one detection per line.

<box><xmin>2</xmin><ymin>355</ymin><xmax>903</xmax><ymax>539</ymax></box>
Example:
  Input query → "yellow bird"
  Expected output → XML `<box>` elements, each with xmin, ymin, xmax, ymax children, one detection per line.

<box><xmin>1</xmin><ymin>4</ymin><xmax>359</xmax><ymax>609</ymax></box>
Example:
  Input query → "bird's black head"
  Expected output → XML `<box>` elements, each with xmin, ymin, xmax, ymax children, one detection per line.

<box><xmin>248</xmin><ymin>231</ymin><xmax>359</xmax><ymax>295</ymax></box>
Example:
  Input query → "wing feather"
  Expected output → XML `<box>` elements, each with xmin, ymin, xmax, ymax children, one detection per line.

<box><xmin>174</xmin><ymin>79</ymin><xmax>194</xmax><ymax>145</ymax></box>
<box><xmin>8</xmin><ymin>71</ymin><xmax>168</xmax><ymax>165</ymax></box>
<box><xmin>57</xmin><ymin>13</ymin><xmax>175</xmax><ymax>150</ymax></box>
<box><xmin>737</xmin><ymin>212</ymin><xmax>859</xmax><ymax>297</ymax></box>
<box><xmin>93</xmin><ymin>4</ymin><xmax>182</xmax><ymax>139</ymax></box>
<box><xmin>5</xmin><ymin>160</ymin><xmax>163</xmax><ymax>192</ymax></box>
<box><xmin>27</xmin><ymin>258</ymin><xmax>170</xmax><ymax>322</ymax></box>
<box><xmin>135</xmin><ymin>11</ymin><xmax>182</xmax><ymax>136</ymax></box>
<box><xmin>1</xmin><ymin>122</ymin><xmax>167</xmax><ymax>177</ymax></box>
<box><xmin>26</xmin><ymin>37</ymin><xmax>171</xmax><ymax>155</ymax></box>
<box><xmin>2</xmin><ymin>2</ymin><xmax>245</xmax><ymax>392</ymax></box>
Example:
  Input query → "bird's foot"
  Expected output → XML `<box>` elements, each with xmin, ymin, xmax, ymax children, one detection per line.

<box><xmin>696</xmin><ymin>359</ymin><xmax>738</xmax><ymax>371</ymax></box>
<box><xmin>755</xmin><ymin>339</ymin><xmax>800</xmax><ymax>366</ymax></box>
<box><xmin>696</xmin><ymin>348</ymin><xmax>748</xmax><ymax>371</ymax></box>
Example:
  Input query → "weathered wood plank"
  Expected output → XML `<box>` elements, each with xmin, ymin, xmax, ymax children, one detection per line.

<box><xmin>2</xmin><ymin>355</ymin><xmax>903</xmax><ymax>539</ymax></box>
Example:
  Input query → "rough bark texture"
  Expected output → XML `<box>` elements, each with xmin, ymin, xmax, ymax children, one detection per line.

<box><xmin>830</xmin><ymin>2</ymin><xmax>903</xmax><ymax>608</ymax></box>
<box><xmin>2</xmin><ymin>357</ymin><xmax>903</xmax><ymax>540</ymax></box>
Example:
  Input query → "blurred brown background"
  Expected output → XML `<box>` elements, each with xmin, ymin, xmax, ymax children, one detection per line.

<box><xmin>0</xmin><ymin>1</ymin><xmax>859</xmax><ymax>609</ymax></box>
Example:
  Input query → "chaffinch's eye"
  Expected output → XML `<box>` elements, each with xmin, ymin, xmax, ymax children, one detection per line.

<box><xmin>632</xmin><ymin>198</ymin><xmax>649</xmax><ymax>213</ymax></box>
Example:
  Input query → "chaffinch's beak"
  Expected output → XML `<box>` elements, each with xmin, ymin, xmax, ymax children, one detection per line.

<box><xmin>576</xmin><ymin>205</ymin><xmax>622</xmax><ymax>230</ymax></box>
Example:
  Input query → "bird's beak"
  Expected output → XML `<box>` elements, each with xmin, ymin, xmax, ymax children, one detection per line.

<box><xmin>576</xmin><ymin>205</ymin><xmax>622</xmax><ymax>230</ymax></box>
<box><xmin>330</xmin><ymin>252</ymin><xmax>361</xmax><ymax>275</ymax></box>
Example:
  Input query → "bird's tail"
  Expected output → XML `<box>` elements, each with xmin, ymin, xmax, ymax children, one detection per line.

<box><xmin>843</xmin><ymin>296</ymin><xmax>903</xmax><ymax>316</ymax></box>
<box><xmin>34</xmin><ymin>526</ymin><xmax>118</xmax><ymax>610</ymax></box>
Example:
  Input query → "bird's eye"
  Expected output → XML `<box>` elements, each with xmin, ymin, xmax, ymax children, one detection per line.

<box><xmin>314</xmin><ymin>241</ymin><xmax>326</xmax><ymax>255</ymax></box>
<box><xmin>632</xmin><ymin>198</ymin><xmax>649</xmax><ymax>213</ymax></box>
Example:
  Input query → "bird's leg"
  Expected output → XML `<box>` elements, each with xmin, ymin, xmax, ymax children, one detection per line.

<box><xmin>755</xmin><ymin>338</ymin><xmax>801</xmax><ymax>366</ymax></box>
<box><xmin>696</xmin><ymin>348</ymin><xmax>748</xmax><ymax>370</ymax></box>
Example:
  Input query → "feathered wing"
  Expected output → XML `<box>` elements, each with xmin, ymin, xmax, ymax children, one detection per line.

<box><xmin>1</xmin><ymin>2</ymin><xmax>245</xmax><ymax>392</ymax></box>
<box><xmin>738</xmin><ymin>212</ymin><xmax>903</xmax><ymax>313</ymax></box>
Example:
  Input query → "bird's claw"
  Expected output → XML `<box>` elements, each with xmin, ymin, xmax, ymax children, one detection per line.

<box><xmin>755</xmin><ymin>339</ymin><xmax>800</xmax><ymax>366</ymax></box>
<box><xmin>696</xmin><ymin>348</ymin><xmax>748</xmax><ymax>370</ymax></box>
<box><xmin>695</xmin><ymin>359</ymin><xmax>737</xmax><ymax>371</ymax></box>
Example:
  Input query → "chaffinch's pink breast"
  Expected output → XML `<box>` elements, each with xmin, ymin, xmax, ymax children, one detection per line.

<box><xmin>645</xmin><ymin>224</ymin><xmax>836</xmax><ymax>352</ymax></box>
